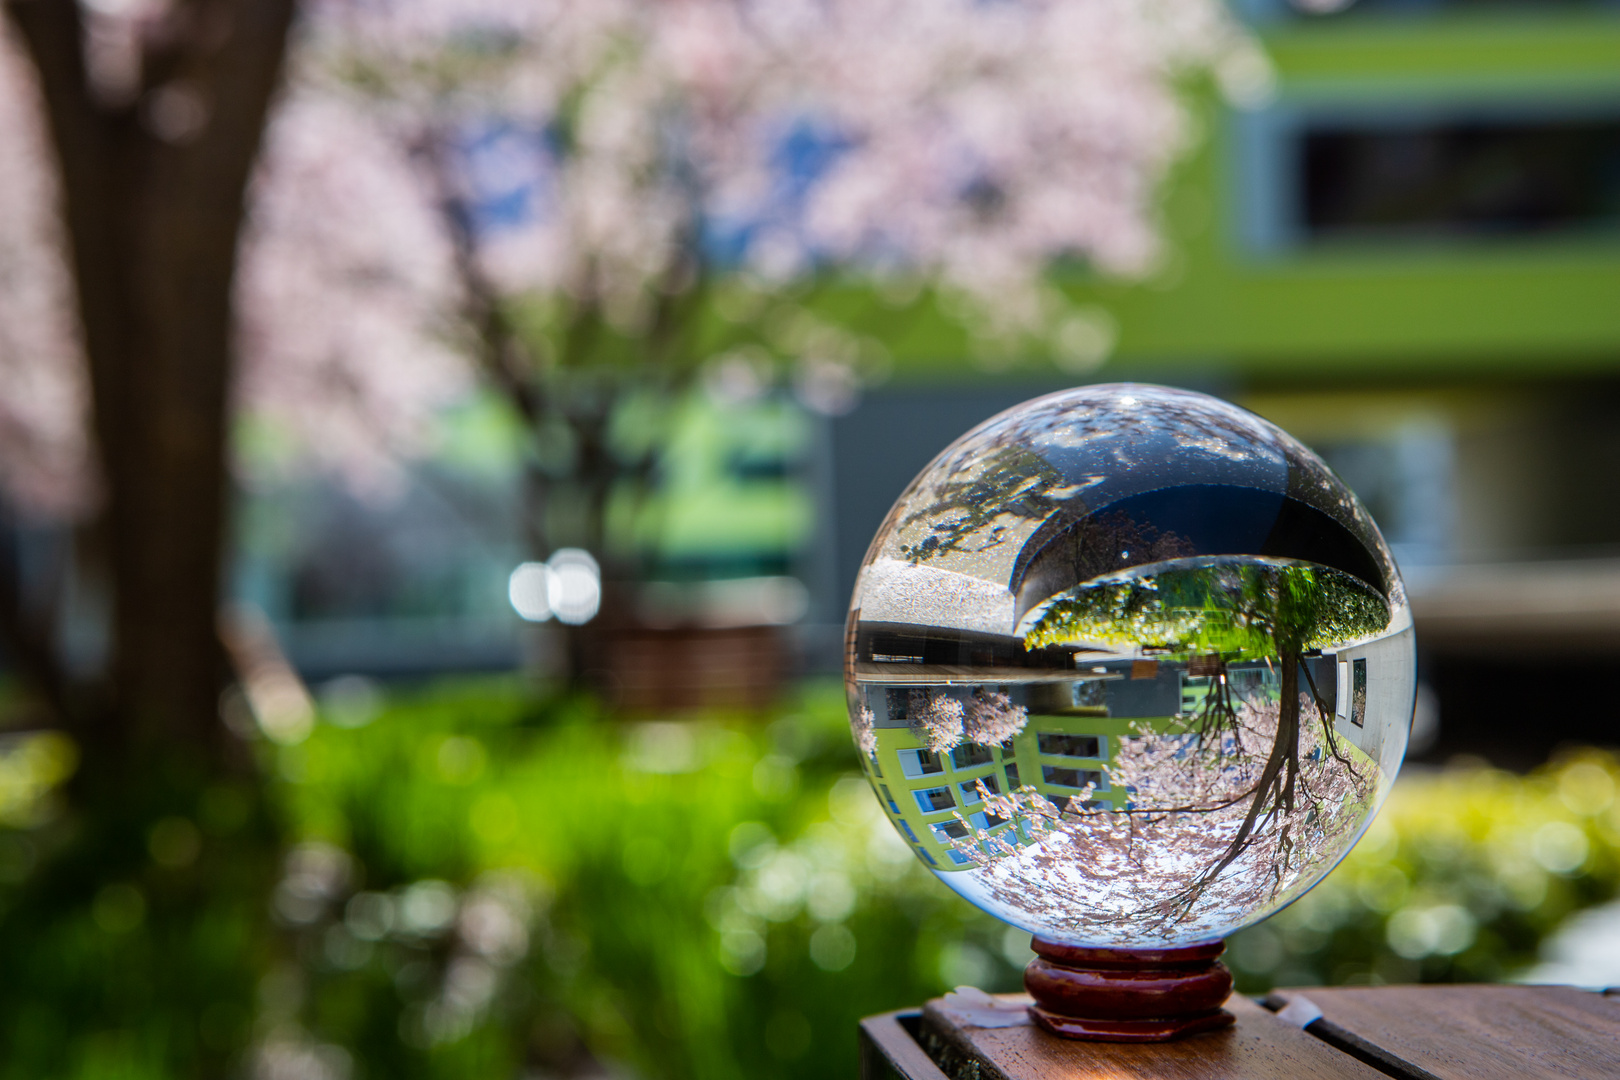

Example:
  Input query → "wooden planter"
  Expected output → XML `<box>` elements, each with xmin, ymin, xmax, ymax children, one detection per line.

<box><xmin>597</xmin><ymin>623</ymin><xmax>788</xmax><ymax>712</ymax></box>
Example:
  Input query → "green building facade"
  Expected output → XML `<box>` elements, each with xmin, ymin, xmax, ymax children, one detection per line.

<box><xmin>853</xmin><ymin>1</ymin><xmax>1620</xmax><ymax>383</ymax></box>
<box><xmin>854</xmin><ymin>661</ymin><xmax>1272</xmax><ymax>872</ymax></box>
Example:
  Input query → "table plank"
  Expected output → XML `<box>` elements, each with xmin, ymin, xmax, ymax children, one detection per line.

<box><xmin>1270</xmin><ymin>985</ymin><xmax>1620</xmax><ymax>1080</ymax></box>
<box><xmin>917</xmin><ymin>993</ymin><xmax>1390</xmax><ymax>1080</ymax></box>
<box><xmin>861</xmin><ymin>1011</ymin><xmax>953</xmax><ymax>1080</ymax></box>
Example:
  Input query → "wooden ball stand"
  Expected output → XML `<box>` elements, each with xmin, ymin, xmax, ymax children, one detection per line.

<box><xmin>1023</xmin><ymin>938</ymin><xmax>1235</xmax><ymax>1042</ymax></box>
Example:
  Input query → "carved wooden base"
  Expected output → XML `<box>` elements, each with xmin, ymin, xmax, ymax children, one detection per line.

<box><xmin>1023</xmin><ymin>938</ymin><xmax>1235</xmax><ymax>1043</ymax></box>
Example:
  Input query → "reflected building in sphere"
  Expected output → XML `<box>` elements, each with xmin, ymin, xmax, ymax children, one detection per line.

<box><xmin>845</xmin><ymin>385</ymin><xmax>1415</xmax><ymax>948</ymax></box>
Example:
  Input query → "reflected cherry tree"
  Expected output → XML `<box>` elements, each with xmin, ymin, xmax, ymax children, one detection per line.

<box><xmin>848</xmin><ymin>386</ymin><xmax>1415</xmax><ymax>946</ymax></box>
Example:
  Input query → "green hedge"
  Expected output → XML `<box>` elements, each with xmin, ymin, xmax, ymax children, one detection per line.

<box><xmin>1</xmin><ymin>677</ymin><xmax>1617</xmax><ymax>1078</ymax></box>
<box><xmin>1226</xmin><ymin>750</ymin><xmax>1620</xmax><ymax>992</ymax></box>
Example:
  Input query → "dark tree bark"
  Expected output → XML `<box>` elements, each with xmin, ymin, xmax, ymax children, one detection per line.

<box><xmin>4</xmin><ymin>0</ymin><xmax>297</xmax><ymax>746</ymax></box>
<box><xmin>1180</xmin><ymin>648</ymin><xmax>1302</xmax><ymax>909</ymax></box>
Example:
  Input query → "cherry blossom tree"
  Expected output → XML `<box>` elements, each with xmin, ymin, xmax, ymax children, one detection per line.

<box><xmin>902</xmin><ymin>687</ymin><xmax>1029</xmax><ymax>752</ymax></box>
<box><xmin>0</xmin><ymin>4</ymin><xmax>1266</xmax><ymax>1073</ymax></box>
<box><xmin>951</xmin><ymin>687</ymin><xmax>1378</xmax><ymax>945</ymax></box>
<box><xmin>0</xmin><ymin>0</ymin><xmax>1260</xmax><ymax>720</ymax></box>
<box><xmin>1024</xmin><ymin>561</ymin><xmax>1388</xmax><ymax>899</ymax></box>
<box><xmin>291</xmin><ymin>0</ymin><xmax>1257</xmax><ymax>678</ymax></box>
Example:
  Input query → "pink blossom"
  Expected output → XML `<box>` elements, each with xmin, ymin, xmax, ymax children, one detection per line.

<box><xmin>0</xmin><ymin>29</ymin><xmax>90</xmax><ymax>519</ymax></box>
<box><xmin>911</xmin><ymin>690</ymin><xmax>966</xmax><ymax>753</ymax></box>
<box><xmin>235</xmin><ymin>88</ymin><xmax>471</xmax><ymax>499</ymax></box>
<box><xmin>851</xmin><ymin>704</ymin><xmax>877</xmax><ymax>758</ymax></box>
<box><xmin>0</xmin><ymin>0</ymin><xmax>1249</xmax><ymax>515</ymax></box>
<box><xmin>963</xmin><ymin>689</ymin><xmax>1028</xmax><ymax>746</ymax></box>
<box><xmin>946</xmin><ymin>689</ymin><xmax>1375</xmax><ymax>945</ymax></box>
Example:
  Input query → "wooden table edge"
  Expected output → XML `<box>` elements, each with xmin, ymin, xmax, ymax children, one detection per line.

<box><xmin>859</xmin><ymin>1009</ymin><xmax>953</xmax><ymax>1080</ymax></box>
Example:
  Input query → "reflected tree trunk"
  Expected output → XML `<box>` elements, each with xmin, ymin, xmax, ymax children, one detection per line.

<box><xmin>1187</xmin><ymin>648</ymin><xmax>1301</xmax><ymax>903</ymax></box>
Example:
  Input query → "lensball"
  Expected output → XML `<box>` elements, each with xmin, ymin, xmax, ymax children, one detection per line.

<box><xmin>845</xmin><ymin>384</ymin><xmax>1414</xmax><ymax>948</ymax></box>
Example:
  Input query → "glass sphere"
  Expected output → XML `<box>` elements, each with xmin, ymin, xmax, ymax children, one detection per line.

<box><xmin>845</xmin><ymin>384</ymin><xmax>1414</xmax><ymax>947</ymax></box>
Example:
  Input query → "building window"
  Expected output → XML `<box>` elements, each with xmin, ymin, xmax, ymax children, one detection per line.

<box><xmin>879</xmin><ymin>784</ymin><xmax>900</xmax><ymax>816</ymax></box>
<box><xmin>969</xmin><ymin>810</ymin><xmax>1007</xmax><ymax>829</ymax></box>
<box><xmin>1074</xmin><ymin>679</ymin><xmax>1108</xmax><ymax>710</ymax></box>
<box><xmin>919</xmin><ymin>847</ymin><xmax>937</xmax><ymax>866</ymax></box>
<box><xmin>1245</xmin><ymin>0</ymin><xmax>1620</xmax><ymax>22</ymax></box>
<box><xmin>914</xmin><ymin>786</ymin><xmax>956</xmax><ymax>813</ymax></box>
<box><xmin>1303</xmin><ymin>117</ymin><xmax>1620</xmax><ymax>241</ymax></box>
<box><xmin>898</xmin><ymin>748</ymin><xmax>945</xmax><ymax>778</ymax></box>
<box><xmin>1038</xmin><ymin>733</ymin><xmax>1102</xmax><ymax>759</ymax></box>
<box><xmin>959</xmin><ymin>774</ymin><xmax>1000</xmax><ymax>803</ymax></box>
<box><xmin>948</xmin><ymin>849</ymin><xmax>973</xmax><ymax>866</ymax></box>
<box><xmin>867</xmin><ymin>751</ymin><xmax>882</xmax><ymax>778</ymax></box>
<box><xmin>934</xmin><ymin>821</ymin><xmax>969</xmax><ymax>841</ymax></box>
<box><xmin>869</xmin><ymin>632</ymin><xmax>928</xmax><ymax>665</ymax></box>
<box><xmin>1351</xmin><ymin>657</ymin><xmax>1368</xmax><ymax>728</ymax></box>
<box><xmin>1004</xmin><ymin>762</ymin><xmax>1021</xmax><ymax>789</ymax></box>
<box><xmin>899</xmin><ymin>819</ymin><xmax>919</xmax><ymax>842</ymax></box>
<box><xmin>952</xmin><ymin>744</ymin><xmax>994</xmax><ymax>769</ymax></box>
<box><xmin>1042</xmin><ymin>766</ymin><xmax>1104</xmax><ymax>791</ymax></box>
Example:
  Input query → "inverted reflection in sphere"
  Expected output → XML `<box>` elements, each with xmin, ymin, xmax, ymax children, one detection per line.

<box><xmin>845</xmin><ymin>385</ymin><xmax>1414</xmax><ymax>947</ymax></box>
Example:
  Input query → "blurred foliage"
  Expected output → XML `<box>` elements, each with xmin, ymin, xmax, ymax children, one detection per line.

<box><xmin>0</xmin><ymin>733</ymin><xmax>278</xmax><ymax>1080</ymax></box>
<box><xmin>1227</xmin><ymin>752</ymin><xmax>1620</xmax><ymax>992</ymax></box>
<box><xmin>2</xmin><ymin>679</ymin><xmax>1620</xmax><ymax>1078</ymax></box>
<box><xmin>259</xmin><ymin>678</ymin><xmax>1002</xmax><ymax>1080</ymax></box>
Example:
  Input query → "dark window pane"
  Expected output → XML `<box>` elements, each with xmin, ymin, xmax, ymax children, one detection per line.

<box><xmin>952</xmin><ymin>744</ymin><xmax>994</xmax><ymax>768</ymax></box>
<box><xmin>1038</xmin><ymin>733</ymin><xmax>1102</xmax><ymax>758</ymax></box>
<box><xmin>880</xmin><ymin>785</ymin><xmax>900</xmax><ymax>814</ymax></box>
<box><xmin>1300</xmin><ymin>0</ymin><xmax>1616</xmax><ymax>14</ymax></box>
<box><xmin>1302</xmin><ymin>117</ymin><xmax>1620</xmax><ymax>239</ymax></box>
<box><xmin>1352</xmin><ymin>657</ymin><xmax>1368</xmax><ymax>728</ymax></box>
<box><xmin>727</xmin><ymin>451</ymin><xmax>792</xmax><ymax>483</ymax></box>
<box><xmin>960</xmin><ymin>774</ymin><xmax>1000</xmax><ymax>800</ymax></box>
<box><xmin>1004</xmin><ymin>763</ymin><xmax>1021</xmax><ymax>789</ymax></box>
<box><xmin>1042</xmin><ymin>766</ymin><xmax>1104</xmax><ymax>790</ymax></box>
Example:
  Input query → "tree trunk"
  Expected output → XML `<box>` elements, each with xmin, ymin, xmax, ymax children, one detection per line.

<box><xmin>6</xmin><ymin>0</ymin><xmax>297</xmax><ymax>746</ymax></box>
<box><xmin>0</xmin><ymin>9</ymin><xmax>299</xmax><ymax>1076</ymax></box>
<box><xmin>1193</xmin><ymin>647</ymin><xmax>1302</xmax><ymax>892</ymax></box>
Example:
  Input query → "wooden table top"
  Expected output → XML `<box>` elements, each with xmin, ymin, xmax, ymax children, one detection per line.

<box><xmin>859</xmin><ymin>985</ymin><xmax>1620</xmax><ymax>1080</ymax></box>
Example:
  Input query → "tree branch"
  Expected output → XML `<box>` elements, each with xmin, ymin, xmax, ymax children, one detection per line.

<box><xmin>417</xmin><ymin>128</ymin><xmax>547</xmax><ymax>428</ymax></box>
